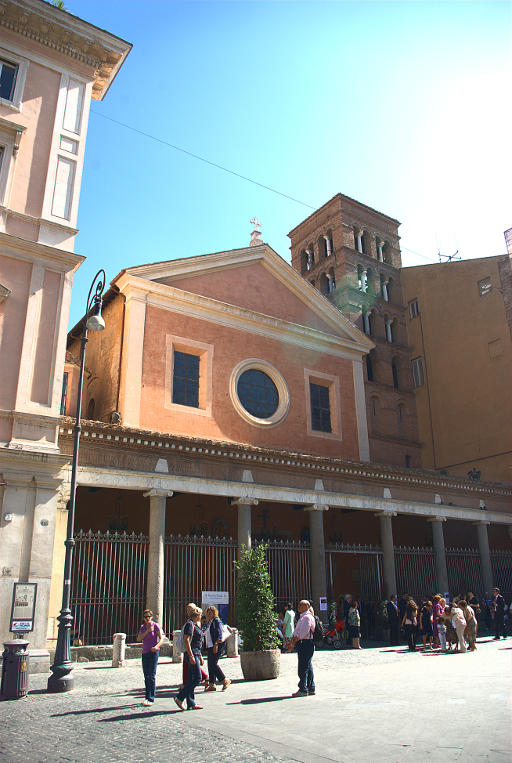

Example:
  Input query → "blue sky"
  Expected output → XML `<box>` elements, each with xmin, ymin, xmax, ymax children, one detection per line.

<box><xmin>67</xmin><ymin>0</ymin><xmax>512</xmax><ymax>327</ymax></box>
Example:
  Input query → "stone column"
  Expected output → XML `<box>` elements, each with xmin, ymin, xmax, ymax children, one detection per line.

<box><xmin>377</xmin><ymin>512</ymin><xmax>397</xmax><ymax>599</ymax></box>
<box><xmin>475</xmin><ymin>521</ymin><xmax>493</xmax><ymax>595</ymax></box>
<box><xmin>429</xmin><ymin>518</ymin><xmax>449</xmax><ymax>595</ymax></box>
<box><xmin>306</xmin><ymin>504</ymin><xmax>328</xmax><ymax>623</ymax></box>
<box><xmin>143</xmin><ymin>489</ymin><xmax>171</xmax><ymax>624</ymax></box>
<box><xmin>232</xmin><ymin>498</ymin><xmax>258</xmax><ymax>553</ymax></box>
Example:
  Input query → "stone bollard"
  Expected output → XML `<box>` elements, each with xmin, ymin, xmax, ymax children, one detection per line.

<box><xmin>172</xmin><ymin>630</ymin><xmax>182</xmax><ymax>663</ymax></box>
<box><xmin>112</xmin><ymin>633</ymin><xmax>126</xmax><ymax>668</ymax></box>
<box><xmin>226</xmin><ymin>628</ymin><xmax>238</xmax><ymax>658</ymax></box>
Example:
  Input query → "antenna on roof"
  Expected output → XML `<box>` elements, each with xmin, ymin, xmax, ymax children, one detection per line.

<box><xmin>438</xmin><ymin>249</ymin><xmax>460</xmax><ymax>263</ymax></box>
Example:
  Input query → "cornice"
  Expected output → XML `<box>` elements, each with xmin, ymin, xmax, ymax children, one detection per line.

<box><xmin>115</xmin><ymin>273</ymin><xmax>370</xmax><ymax>360</ymax></box>
<box><xmin>0</xmin><ymin>0</ymin><xmax>132</xmax><ymax>100</ymax></box>
<box><xmin>0</xmin><ymin>230</ymin><xmax>84</xmax><ymax>269</ymax></box>
<box><xmin>58</xmin><ymin>418</ymin><xmax>512</xmax><ymax>498</ymax></box>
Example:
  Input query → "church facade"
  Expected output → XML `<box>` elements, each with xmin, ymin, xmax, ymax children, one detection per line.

<box><xmin>58</xmin><ymin>241</ymin><xmax>512</xmax><ymax>644</ymax></box>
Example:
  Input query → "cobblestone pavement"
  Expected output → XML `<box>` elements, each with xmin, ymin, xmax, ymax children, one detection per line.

<box><xmin>1</xmin><ymin>637</ymin><xmax>510</xmax><ymax>763</ymax></box>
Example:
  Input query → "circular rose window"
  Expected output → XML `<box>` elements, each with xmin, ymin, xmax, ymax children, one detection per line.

<box><xmin>230</xmin><ymin>359</ymin><xmax>290</xmax><ymax>427</ymax></box>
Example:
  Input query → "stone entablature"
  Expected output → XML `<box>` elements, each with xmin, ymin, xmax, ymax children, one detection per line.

<box><xmin>0</xmin><ymin>0</ymin><xmax>132</xmax><ymax>99</ymax></box>
<box><xmin>58</xmin><ymin>418</ymin><xmax>512</xmax><ymax>503</ymax></box>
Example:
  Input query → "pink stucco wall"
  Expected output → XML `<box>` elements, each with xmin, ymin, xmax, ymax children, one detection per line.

<box><xmin>140</xmin><ymin>304</ymin><xmax>359</xmax><ymax>459</ymax></box>
<box><xmin>5</xmin><ymin>61</ymin><xmax>61</xmax><ymax>219</ymax></box>
<box><xmin>0</xmin><ymin>255</ymin><xmax>31</xmax><ymax>408</ymax></box>
<box><xmin>160</xmin><ymin>262</ymin><xmax>338</xmax><ymax>335</ymax></box>
<box><xmin>31</xmin><ymin>269</ymin><xmax>60</xmax><ymax>404</ymax></box>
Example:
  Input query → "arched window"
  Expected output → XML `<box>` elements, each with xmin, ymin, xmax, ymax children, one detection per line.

<box><xmin>357</xmin><ymin>265</ymin><xmax>364</xmax><ymax>291</ymax></box>
<box><xmin>310</xmin><ymin>279</ymin><xmax>315</xmax><ymax>288</ymax></box>
<box><xmin>300</xmin><ymin>250</ymin><xmax>308</xmax><ymax>274</ymax></box>
<box><xmin>319</xmin><ymin>272</ymin><xmax>329</xmax><ymax>295</ymax></box>
<box><xmin>391</xmin><ymin>356</ymin><xmax>400</xmax><ymax>389</ymax></box>
<box><xmin>328</xmin><ymin>267</ymin><xmax>336</xmax><ymax>293</ymax></box>
<box><xmin>86</xmin><ymin>398</ymin><xmax>95</xmax><ymax>420</ymax></box>
<box><xmin>377</xmin><ymin>239</ymin><xmax>384</xmax><ymax>262</ymax></box>
<box><xmin>382</xmin><ymin>242</ymin><xmax>390</xmax><ymax>263</ymax></box>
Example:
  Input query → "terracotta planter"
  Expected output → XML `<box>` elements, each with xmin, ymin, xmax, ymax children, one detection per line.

<box><xmin>240</xmin><ymin>649</ymin><xmax>281</xmax><ymax>681</ymax></box>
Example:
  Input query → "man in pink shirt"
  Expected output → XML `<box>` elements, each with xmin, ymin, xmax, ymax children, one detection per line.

<box><xmin>288</xmin><ymin>599</ymin><xmax>316</xmax><ymax>697</ymax></box>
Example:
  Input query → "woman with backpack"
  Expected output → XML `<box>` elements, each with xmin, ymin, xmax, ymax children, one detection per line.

<box><xmin>180</xmin><ymin>603</ymin><xmax>208</xmax><ymax>690</ymax></box>
<box><xmin>174</xmin><ymin>604</ymin><xmax>205</xmax><ymax>711</ymax></box>
<box><xmin>204</xmin><ymin>605</ymin><xmax>231</xmax><ymax>692</ymax></box>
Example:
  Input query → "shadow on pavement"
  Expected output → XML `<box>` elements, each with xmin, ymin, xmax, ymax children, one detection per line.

<box><xmin>99</xmin><ymin>709</ymin><xmax>178</xmax><ymax>721</ymax></box>
<box><xmin>226</xmin><ymin>695</ymin><xmax>293</xmax><ymax>705</ymax></box>
<box><xmin>51</xmin><ymin>703</ymin><xmax>140</xmax><ymax>717</ymax></box>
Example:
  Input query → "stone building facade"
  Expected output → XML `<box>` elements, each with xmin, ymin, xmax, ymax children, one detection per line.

<box><xmin>288</xmin><ymin>194</ymin><xmax>421</xmax><ymax>470</ymax></box>
<box><xmin>402</xmin><ymin>254</ymin><xmax>512</xmax><ymax>484</ymax></box>
<box><xmin>0</xmin><ymin>0</ymin><xmax>130</xmax><ymax>666</ymax></box>
<box><xmin>59</xmin><ymin>243</ymin><xmax>512</xmax><ymax>643</ymax></box>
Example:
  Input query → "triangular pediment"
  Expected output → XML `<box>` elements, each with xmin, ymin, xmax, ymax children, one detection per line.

<box><xmin>122</xmin><ymin>245</ymin><xmax>372</xmax><ymax>353</ymax></box>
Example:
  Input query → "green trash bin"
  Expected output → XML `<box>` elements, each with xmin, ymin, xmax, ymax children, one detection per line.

<box><xmin>1</xmin><ymin>640</ymin><xmax>29</xmax><ymax>699</ymax></box>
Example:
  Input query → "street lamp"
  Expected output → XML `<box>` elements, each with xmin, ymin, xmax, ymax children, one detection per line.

<box><xmin>48</xmin><ymin>270</ymin><xmax>106</xmax><ymax>693</ymax></box>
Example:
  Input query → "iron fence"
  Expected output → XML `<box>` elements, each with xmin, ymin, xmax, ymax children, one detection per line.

<box><xmin>260</xmin><ymin>539</ymin><xmax>311</xmax><ymax>614</ymax></box>
<box><xmin>490</xmin><ymin>550</ymin><xmax>512</xmax><ymax>600</ymax></box>
<box><xmin>163</xmin><ymin>534</ymin><xmax>237</xmax><ymax>635</ymax></box>
<box><xmin>69</xmin><ymin>529</ymin><xmax>511</xmax><ymax>645</ymax></box>
<box><xmin>445</xmin><ymin>548</ymin><xmax>482</xmax><ymax>598</ymax></box>
<box><xmin>70</xmin><ymin>529</ymin><xmax>148</xmax><ymax>645</ymax></box>
<box><xmin>395</xmin><ymin>546</ymin><xmax>437</xmax><ymax>601</ymax></box>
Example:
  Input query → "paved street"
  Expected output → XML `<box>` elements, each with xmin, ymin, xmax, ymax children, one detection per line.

<box><xmin>1</xmin><ymin>637</ymin><xmax>510</xmax><ymax>763</ymax></box>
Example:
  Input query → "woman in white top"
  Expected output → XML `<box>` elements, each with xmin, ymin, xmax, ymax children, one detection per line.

<box><xmin>449</xmin><ymin>604</ymin><xmax>467</xmax><ymax>653</ymax></box>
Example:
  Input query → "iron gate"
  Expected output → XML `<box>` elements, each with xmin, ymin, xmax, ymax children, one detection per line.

<box><xmin>326</xmin><ymin>543</ymin><xmax>383</xmax><ymax>601</ymax></box>
<box><xmin>395</xmin><ymin>546</ymin><xmax>437</xmax><ymax>601</ymax></box>
<box><xmin>491</xmin><ymin>550</ymin><xmax>512</xmax><ymax>600</ymax></box>
<box><xmin>163</xmin><ymin>534</ymin><xmax>237</xmax><ymax>636</ymax></box>
<box><xmin>70</xmin><ymin>529</ymin><xmax>148</xmax><ymax>645</ymax></box>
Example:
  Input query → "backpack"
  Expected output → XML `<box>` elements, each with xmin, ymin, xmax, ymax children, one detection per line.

<box><xmin>175</xmin><ymin>622</ymin><xmax>188</xmax><ymax>652</ymax></box>
<box><xmin>313</xmin><ymin>615</ymin><xmax>324</xmax><ymax>645</ymax></box>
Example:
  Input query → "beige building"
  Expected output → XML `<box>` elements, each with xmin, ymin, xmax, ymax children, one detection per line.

<box><xmin>0</xmin><ymin>0</ymin><xmax>130</xmax><ymax>668</ymax></box>
<box><xmin>402</xmin><ymin>254</ymin><xmax>512</xmax><ymax>484</ymax></box>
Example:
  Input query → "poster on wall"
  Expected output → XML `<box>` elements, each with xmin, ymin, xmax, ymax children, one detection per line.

<box><xmin>10</xmin><ymin>582</ymin><xmax>37</xmax><ymax>633</ymax></box>
<box><xmin>202</xmin><ymin>591</ymin><xmax>229</xmax><ymax>624</ymax></box>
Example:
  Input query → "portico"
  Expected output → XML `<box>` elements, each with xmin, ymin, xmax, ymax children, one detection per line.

<box><xmin>46</xmin><ymin>418</ymin><xmax>512</xmax><ymax>644</ymax></box>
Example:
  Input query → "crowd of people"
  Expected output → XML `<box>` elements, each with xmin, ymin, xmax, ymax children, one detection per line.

<box><xmin>134</xmin><ymin>587</ymin><xmax>509</xmax><ymax>707</ymax></box>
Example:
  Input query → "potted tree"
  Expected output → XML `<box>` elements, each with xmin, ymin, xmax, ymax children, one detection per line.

<box><xmin>235</xmin><ymin>544</ymin><xmax>280</xmax><ymax>681</ymax></box>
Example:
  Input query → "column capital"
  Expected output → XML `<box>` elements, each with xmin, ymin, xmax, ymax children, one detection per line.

<box><xmin>375</xmin><ymin>511</ymin><xmax>397</xmax><ymax>518</ymax></box>
<box><xmin>305</xmin><ymin>503</ymin><xmax>329</xmax><ymax>512</ymax></box>
<box><xmin>232</xmin><ymin>497</ymin><xmax>259</xmax><ymax>507</ymax></box>
<box><xmin>428</xmin><ymin>517</ymin><xmax>446</xmax><ymax>524</ymax></box>
<box><xmin>473</xmin><ymin>520</ymin><xmax>490</xmax><ymax>527</ymax></box>
<box><xmin>143</xmin><ymin>489</ymin><xmax>173</xmax><ymax>499</ymax></box>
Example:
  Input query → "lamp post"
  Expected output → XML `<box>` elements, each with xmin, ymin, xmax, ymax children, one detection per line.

<box><xmin>48</xmin><ymin>270</ymin><xmax>106</xmax><ymax>693</ymax></box>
